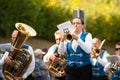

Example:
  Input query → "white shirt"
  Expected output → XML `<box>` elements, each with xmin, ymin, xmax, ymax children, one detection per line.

<box><xmin>58</xmin><ymin>32</ymin><xmax>93</xmax><ymax>54</ymax></box>
<box><xmin>0</xmin><ymin>45</ymin><xmax>35</xmax><ymax>79</ymax></box>
<box><xmin>91</xmin><ymin>51</ymin><xmax>109</xmax><ymax>66</ymax></box>
<box><xmin>43</xmin><ymin>44</ymin><xmax>58</xmax><ymax>63</ymax></box>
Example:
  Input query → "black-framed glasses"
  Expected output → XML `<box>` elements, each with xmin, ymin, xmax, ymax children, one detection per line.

<box><xmin>115</xmin><ymin>48</ymin><xmax>120</xmax><ymax>51</ymax></box>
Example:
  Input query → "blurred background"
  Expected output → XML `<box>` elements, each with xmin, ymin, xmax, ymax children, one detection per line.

<box><xmin>0</xmin><ymin>0</ymin><xmax>120</xmax><ymax>54</ymax></box>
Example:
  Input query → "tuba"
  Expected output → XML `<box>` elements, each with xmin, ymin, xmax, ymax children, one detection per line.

<box><xmin>3</xmin><ymin>22</ymin><xmax>37</xmax><ymax>80</ymax></box>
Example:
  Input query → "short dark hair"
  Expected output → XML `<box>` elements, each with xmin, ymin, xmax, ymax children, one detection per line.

<box><xmin>116</xmin><ymin>41</ymin><xmax>120</xmax><ymax>45</ymax></box>
<box><xmin>72</xmin><ymin>17</ymin><xmax>84</xmax><ymax>25</ymax></box>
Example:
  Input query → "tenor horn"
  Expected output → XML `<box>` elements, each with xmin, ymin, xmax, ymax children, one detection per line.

<box><xmin>3</xmin><ymin>22</ymin><xmax>37</xmax><ymax>80</ymax></box>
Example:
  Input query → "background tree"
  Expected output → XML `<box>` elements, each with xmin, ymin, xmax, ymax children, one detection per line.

<box><xmin>0</xmin><ymin>0</ymin><xmax>120</xmax><ymax>46</ymax></box>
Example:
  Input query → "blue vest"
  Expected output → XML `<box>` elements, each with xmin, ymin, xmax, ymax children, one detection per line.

<box><xmin>66</xmin><ymin>32</ymin><xmax>91</xmax><ymax>68</ymax></box>
<box><xmin>110</xmin><ymin>67</ymin><xmax>120</xmax><ymax>80</ymax></box>
<box><xmin>22</xmin><ymin>44</ymin><xmax>29</xmax><ymax>49</ymax></box>
<box><xmin>92</xmin><ymin>50</ymin><xmax>107</xmax><ymax>78</ymax></box>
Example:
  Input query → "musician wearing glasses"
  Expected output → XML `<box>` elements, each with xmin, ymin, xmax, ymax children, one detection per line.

<box><xmin>90</xmin><ymin>38</ymin><xmax>110</xmax><ymax>80</ymax></box>
<box><xmin>58</xmin><ymin>18</ymin><xmax>93</xmax><ymax>80</ymax></box>
<box><xmin>104</xmin><ymin>41</ymin><xmax>120</xmax><ymax>80</ymax></box>
<box><xmin>43</xmin><ymin>30</ymin><xmax>66</xmax><ymax>80</ymax></box>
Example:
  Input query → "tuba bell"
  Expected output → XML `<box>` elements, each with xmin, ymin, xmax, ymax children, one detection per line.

<box><xmin>3</xmin><ymin>22</ymin><xmax>37</xmax><ymax>80</ymax></box>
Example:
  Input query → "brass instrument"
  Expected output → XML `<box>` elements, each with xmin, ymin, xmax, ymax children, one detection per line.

<box><xmin>92</xmin><ymin>47</ymin><xmax>102</xmax><ymax>58</ymax></box>
<box><xmin>48</xmin><ymin>47</ymin><xmax>66</xmax><ymax>77</ymax></box>
<box><xmin>64</xmin><ymin>28</ymin><xmax>76</xmax><ymax>42</ymax></box>
<box><xmin>64</xmin><ymin>32</ymin><xmax>73</xmax><ymax>42</ymax></box>
<box><xmin>48</xmin><ymin>54</ymin><xmax>66</xmax><ymax>77</ymax></box>
<box><xmin>92</xmin><ymin>39</ymin><xmax>105</xmax><ymax>57</ymax></box>
<box><xmin>109</xmin><ymin>61</ymin><xmax>118</xmax><ymax>74</ymax></box>
<box><xmin>3</xmin><ymin>22</ymin><xmax>37</xmax><ymax>80</ymax></box>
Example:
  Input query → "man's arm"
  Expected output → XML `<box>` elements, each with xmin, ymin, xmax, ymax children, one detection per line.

<box><xmin>0</xmin><ymin>52</ymin><xmax>9</xmax><ymax>65</ymax></box>
<box><xmin>77</xmin><ymin>33</ymin><xmax>92</xmax><ymax>53</ymax></box>
<box><xmin>43</xmin><ymin>44</ymin><xmax>57</xmax><ymax>63</ymax></box>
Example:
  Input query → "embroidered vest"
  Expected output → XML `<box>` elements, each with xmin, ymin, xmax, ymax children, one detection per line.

<box><xmin>111</xmin><ymin>67</ymin><xmax>120</xmax><ymax>80</ymax></box>
<box><xmin>66</xmin><ymin>32</ymin><xmax>90</xmax><ymax>68</ymax></box>
<box><xmin>92</xmin><ymin>50</ymin><xmax>107</xmax><ymax>78</ymax></box>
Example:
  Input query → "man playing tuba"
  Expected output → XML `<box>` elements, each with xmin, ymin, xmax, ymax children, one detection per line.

<box><xmin>0</xmin><ymin>23</ymin><xmax>36</xmax><ymax>80</ymax></box>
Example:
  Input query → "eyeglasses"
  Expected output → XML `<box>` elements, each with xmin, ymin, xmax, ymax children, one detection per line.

<box><xmin>72</xmin><ymin>22</ymin><xmax>82</xmax><ymax>25</ymax></box>
<box><xmin>115</xmin><ymin>48</ymin><xmax>120</xmax><ymax>51</ymax></box>
<box><xmin>55</xmin><ymin>38</ymin><xmax>61</xmax><ymax>40</ymax></box>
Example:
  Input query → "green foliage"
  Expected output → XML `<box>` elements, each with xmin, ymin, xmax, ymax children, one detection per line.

<box><xmin>0</xmin><ymin>0</ymin><xmax>71</xmax><ymax>41</ymax></box>
<box><xmin>85</xmin><ymin>0</ymin><xmax>120</xmax><ymax>45</ymax></box>
<box><xmin>0</xmin><ymin>0</ymin><xmax>120</xmax><ymax>45</ymax></box>
<box><xmin>0</xmin><ymin>0</ymin><xmax>36</xmax><ymax>37</ymax></box>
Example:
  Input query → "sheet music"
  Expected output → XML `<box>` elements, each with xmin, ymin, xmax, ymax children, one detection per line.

<box><xmin>57</xmin><ymin>21</ymin><xmax>75</xmax><ymax>34</ymax></box>
<box><xmin>106</xmin><ymin>55</ymin><xmax>120</xmax><ymax>63</ymax></box>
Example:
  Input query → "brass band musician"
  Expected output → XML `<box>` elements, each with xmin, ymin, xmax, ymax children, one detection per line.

<box><xmin>0</xmin><ymin>30</ymin><xmax>35</xmax><ymax>80</ymax></box>
<box><xmin>43</xmin><ymin>30</ymin><xmax>66</xmax><ymax>80</ymax></box>
<box><xmin>90</xmin><ymin>38</ymin><xmax>110</xmax><ymax>80</ymax></box>
<box><xmin>104</xmin><ymin>41</ymin><xmax>120</xmax><ymax>80</ymax></box>
<box><xmin>58</xmin><ymin>18</ymin><xmax>93</xmax><ymax>80</ymax></box>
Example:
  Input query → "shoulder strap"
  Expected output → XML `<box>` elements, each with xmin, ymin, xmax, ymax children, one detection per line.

<box><xmin>80</xmin><ymin>32</ymin><xmax>88</xmax><ymax>42</ymax></box>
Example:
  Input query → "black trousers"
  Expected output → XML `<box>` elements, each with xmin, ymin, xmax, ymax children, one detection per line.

<box><xmin>25</xmin><ymin>74</ymin><xmax>35</xmax><ymax>80</ymax></box>
<box><xmin>92</xmin><ymin>76</ymin><xmax>109</xmax><ymax>80</ymax></box>
<box><xmin>54</xmin><ymin>76</ymin><xmax>66</xmax><ymax>80</ymax></box>
<box><xmin>65</xmin><ymin>64</ymin><xmax>92</xmax><ymax>80</ymax></box>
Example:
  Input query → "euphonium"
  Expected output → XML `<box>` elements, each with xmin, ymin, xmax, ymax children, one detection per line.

<box><xmin>92</xmin><ymin>39</ymin><xmax>105</xmax><ymax>57</ymax></box>
<box><xmin>48</xmin><ymin>54</ymin><xmax>66</xmax><ymax>77</ymax></box>
<box><xmin>3</xmin><ymin>22</ymin><xmax>37</xmax><ymax>80</ymax></box>
<box><xmin>48</xmin><ymin>48</ymin><xmax>66</xmax><ymax>77</ymax></box>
